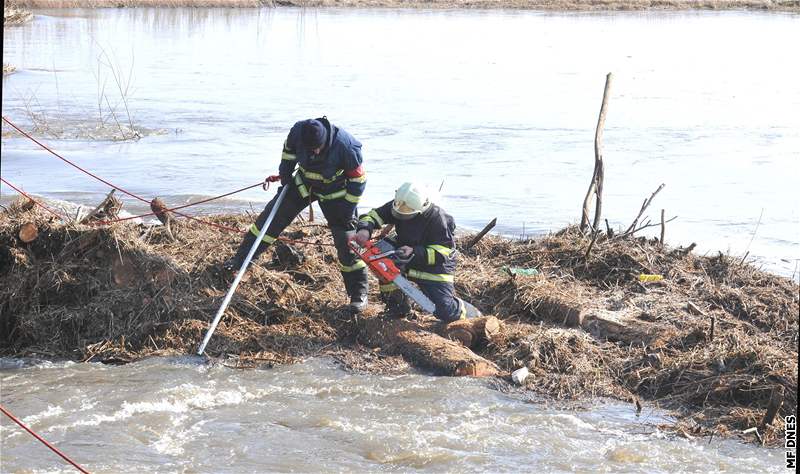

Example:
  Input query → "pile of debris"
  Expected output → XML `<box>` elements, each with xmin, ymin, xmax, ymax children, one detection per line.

<box><xmin>1</xmin><ymin>197</ymin><xmax>796</xmax><ymax>446</ymax></box>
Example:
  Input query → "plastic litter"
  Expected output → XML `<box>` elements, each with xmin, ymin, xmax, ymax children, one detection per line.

<box><xmin>511</xmin><ymin>367</ymin><xmax>529</xmax><ymax>385</ymax></box>
<box><xmin>638</xmin><ymin>274</ymin><xmax>664</xmax><ymax>282</ymax></box>
<box><xmin>503</xmin><ymin>266</ymin><xmax>539</xmax><ymax>277</ymax></box>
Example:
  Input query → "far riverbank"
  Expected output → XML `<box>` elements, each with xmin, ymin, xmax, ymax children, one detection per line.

<box><xmin>7</xmin><ymin>0</ymin><xmax>800</xmax><ymax>12</ymax></box>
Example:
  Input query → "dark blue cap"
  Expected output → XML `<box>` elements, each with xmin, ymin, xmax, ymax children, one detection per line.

<box><xmin>301</xmin><ymin>119</ymin><xmax>327</xmax><ymax>149</ymax></box>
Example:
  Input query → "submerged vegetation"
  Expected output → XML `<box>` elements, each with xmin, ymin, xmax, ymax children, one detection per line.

<box><xmin>1</xmin><ymin>198</ymin><xmax>796</xmax><ymax>446</ymax></box>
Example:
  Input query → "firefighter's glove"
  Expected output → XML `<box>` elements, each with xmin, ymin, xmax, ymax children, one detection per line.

<box><xmin>353</xmin><ymin>229</ymin><xmax>371</xmax><ymax>246</ymax></box>
<box><xmin>280</xmin><ymin>174</ymin><xmax>292</xmax><ymax>186</ymax></box>
<box><xmin>396</xmin><ymin>246</ymin><xmax>414</xmax><ymax>259</ymax></box>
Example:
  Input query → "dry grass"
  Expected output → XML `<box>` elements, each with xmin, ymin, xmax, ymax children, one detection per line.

<box><xmin>1</xmin><ymin>199</ymin><xmax>797</xmax><ymax>446</ymax></box>
<box><xmin>10</xmin><ymin>0</ymin><xmax>800</xmax><ymax>11</ymax></box>
<box><xmin>4</xmin><ymin>4</ymin><xmax>33</xmax><ymax>25</ymax></box>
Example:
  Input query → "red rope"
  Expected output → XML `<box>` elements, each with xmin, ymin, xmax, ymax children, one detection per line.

<box><xmin>90</xmin><ymin>182</ymin><xmax>264</xmax><ymax>226</ymax></box>
<box><xmin>2</xmin><ymin>117</ymin><xmax>336</xmax><ymax>247</ymax></box>
<box><xmin>0</xmin><ymin>404</ymin><xmax>91</xmax><ymax>473</ymax></box>
<box><xmin>0</xmin><ymin>177</ymin><xmax>68</xmax><ymax>220</ymax></box>
<box><xmin>2</xmin><ymin>116</ymin><xmax>150</xmax><ymax>204</ymax></box>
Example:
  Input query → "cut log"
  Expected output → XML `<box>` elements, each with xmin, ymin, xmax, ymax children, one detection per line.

<box><xmin>357</xmin><ymin>316</ymin><xmax>500</xmax><ymax>377</ymax></box>
<box><xmin>443</xmin><ymin>316</ymin><xmax>501</xmax><ymax>349</ymax></box>
<box><xmin>18</xmin><ymin>223</ymin><xmax>38</xmax><ymax>243</ymax></box>
<box><xmin>581</xmin><ymin>309</ymin><xmax>673</xmax><ymax>348</ymax></box>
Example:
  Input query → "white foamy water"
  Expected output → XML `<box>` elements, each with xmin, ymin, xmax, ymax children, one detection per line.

<box><xmin>0</xmin><ymin>358</ymin><xmax>786</xmax><ymax>472</ymax></box>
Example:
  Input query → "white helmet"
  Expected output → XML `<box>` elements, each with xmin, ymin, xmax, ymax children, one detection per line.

<box><xmin>392</xmin><ymin>182</ymin><xmax>431</xmax><ymax>220</ymax></box>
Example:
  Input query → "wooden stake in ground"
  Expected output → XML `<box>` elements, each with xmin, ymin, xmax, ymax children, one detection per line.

<box><xmin>150</xmin><ymin>197</ymin><xmax>175</xmax><ymax>241</ymax></box>
<box><xmin>464</xmin><ymin>218</ymin><xmax>497</xmax><ymax>250</ymax></box>
<box><xmin>761</xmin><ymin>385</ymin><xmax>784</xmax><ymax>429</ymax></box>
<box><xmin>580</xmin><ymin>72</ymin><xmax>612</xmax><ymax>234</ymax></box>
<box><xmin>18</xmin><ymin>223</ymin><xmax>38</xmax><ymax>243</ymax></box>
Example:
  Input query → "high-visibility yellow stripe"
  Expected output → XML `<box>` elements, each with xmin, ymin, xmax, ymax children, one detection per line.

<box><xmin>428</xmin><ymin>245</ymin><xmax>453</xmax><ymax>258</ymax></box>
<box><xmin>339</xmin><ymin>260</ymin><xmax>367</xmax><ymax>272</ymax></box>
<box><xmin>299</xmin><ymin>167</ymin><xmax>344</xmax><ymax>184</ymax></box>
<box><xmin>344</xmin><ymin>193</ymin><xmax>361</xmax><ymax>204</ymax></box>
<box><xmin>249</xmin><ymin>224</ymin><xmax>277</xmax><ymax>244</ymax></box>
<box><xmin>281</xmin><ymin>151</ymin><xmax>296</xmax><ymax>161</ymax></box>
<box><xmin>347</xmin><ymin>174</ymin><xmax>367</xmax><ymax>184</ymax></box>
<box><xmin>368</xmin><ymin>210</ymin><xmax>384</xmax><ymax>227</ymax></box>
<box><xmin>407</xmin><ymin>269</ymin><xmax>454</xmax><ymax>283</ymax></box>
<box><xmin>293</xmin><ymin>174</ymin><xmax>309</xmax><ymax>198</ymax></box>
<box><xmin>426</xmin><ymin>248</ymin><xmax>436</xmax><ymax>265</ymax></box>
<box><xmin>379</xmin><ymin>283</ymin><xmax>398</xmax><ymax>293</ymax></box>
<box><xmin>315</xmin><ymin>189</ymin><xmax>347</xmax><ymax>201</ymax></box>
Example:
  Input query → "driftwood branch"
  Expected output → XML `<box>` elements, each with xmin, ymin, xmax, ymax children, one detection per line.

<box><xmin>660</xmin><ymin>209</ymin><xmax>666</xmax><ymax>245</ymax></box>
<box><xmin>79</xmin><ymin>189</ymin><xmax>119</xmax><ymax>224</ymax></box>
<box><xmin>580</xmin><ymin>73</ymin><xmax>612</xmax><ymax>233</ymax></box>
<box><xmin>622</xmin><ymin>183</ymin><xmax>666</xmax><ymax>236</ymax></box>
<box><xmin>584</xmin><ymin>229</ymin><xmax>600</xmax><ymax>263</ymax></box>
<box><xmin>620</xmin><ymin>215</ymin><xmax>677</xmax><ymax>238</ymax></box>
<box><xmin>465</xmin><ymin>218</ymin><xmax>497</xmax><ymax>249</ymax></box>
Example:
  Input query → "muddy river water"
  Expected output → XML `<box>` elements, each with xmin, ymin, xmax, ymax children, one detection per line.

<box><xmin>0</xmin><ymin>7</ymin><xmax>797</xmax><ymax>472</ymax></box>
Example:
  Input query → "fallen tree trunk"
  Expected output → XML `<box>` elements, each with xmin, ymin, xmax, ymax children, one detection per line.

<box><xmin>581</xmin><ymin>309</ymin><xmax>673</xmax><ymax>348</ymax></box>
<box><xmin>526</xmin><ymin>295</ymin><xmax>672</xmax><ymax>348</ymax></box>
<box><xmin>442</xmin><ymin>316</ymin><xmax>501</xmax><ymax>349</ymax></box>
<box><xmin>356</xmin><ymin>316</ymin><xmax>500</xmax><ymax>377</ymax></box>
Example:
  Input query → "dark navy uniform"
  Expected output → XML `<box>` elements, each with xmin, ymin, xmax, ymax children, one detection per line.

<box><xmin>357</xmin><ymin>201</ymin><xmax>481</xmax><ymax>322</ymax></box>
<box><xmin>229</xmin><ymin>117</ymin><xmax>369</xmax><ymax>305</ymax></box>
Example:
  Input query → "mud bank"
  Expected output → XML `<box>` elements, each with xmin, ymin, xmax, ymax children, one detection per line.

<box><xmin>0</xmin><ymin>198</ymin><xmax>797</xmax><ymax>446</ymax></box>
<box><xmin>9</xmin><ymin>0</ymin><xmax>800</xmax><ymax>11</ymax></box>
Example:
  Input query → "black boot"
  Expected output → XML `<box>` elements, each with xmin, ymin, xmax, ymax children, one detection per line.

<box><xmin>223</xmin><ymin>231</ymin><xmax>271</xmax><ymax>274</ymax></box>
<box><xmin>380</xmin><ymin>289</ymin><xmax>411</xmax><ymax>319</ymax></box>
<box><xmin>342</xmin><ymin>269</ymin><xmax>369</xmax><ymax>313</ymax></box>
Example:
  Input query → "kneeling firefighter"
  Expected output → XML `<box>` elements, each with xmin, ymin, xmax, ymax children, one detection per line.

<box><xmin>224</xmin><ymin>117</ymin><xmax>369</xmax><ymax>312</ymax></box>
<box><xmin>352</xmin><ymin>182</ymin><xmax>482</xmax><ymax>323</ymax></box>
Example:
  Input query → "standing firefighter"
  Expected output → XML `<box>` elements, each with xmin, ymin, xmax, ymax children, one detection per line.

<box><xmin>224</xmin><ymin>117</ymin><xmax>369</xmax><ymax>312</ymax></box>
<box><xmin>353</xmin><ymin>182</ymin><xmax>481</xmax><ymax>322</ymax></box>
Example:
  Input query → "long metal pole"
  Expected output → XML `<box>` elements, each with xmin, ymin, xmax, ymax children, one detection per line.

<box><xmin>197</xmin><ymin>185</ymin><xmax>289</xmax><ymax>355</ymax></box>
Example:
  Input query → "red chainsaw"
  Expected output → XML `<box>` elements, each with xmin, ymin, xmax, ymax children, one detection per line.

<box><xmin>349</xmin><ymin>239</ymin><xmax>436</xmax><ymax>313</ymax></box>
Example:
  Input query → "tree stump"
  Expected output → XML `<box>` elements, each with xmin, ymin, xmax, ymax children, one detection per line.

<box><xmin>150</xmin><ymin>197</ymin><xmax>175</xmax><ymax>241</ymax></box>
